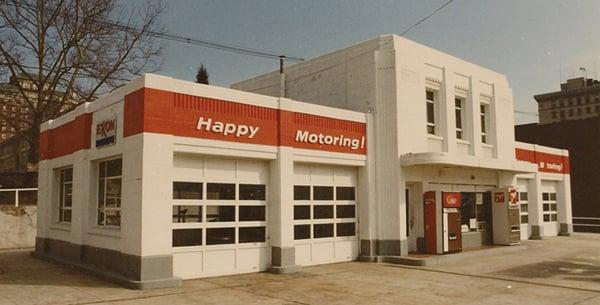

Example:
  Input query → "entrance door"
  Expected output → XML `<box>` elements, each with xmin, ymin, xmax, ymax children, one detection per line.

<box><xmin>423</xmin><ymin>191</ymin><xmax>437</xmax><ymax>254</ymax></box>
<box><xmin>541</xmin><ymin>182</ymin><xmax>559</xmax><ymax>236</ymax></box>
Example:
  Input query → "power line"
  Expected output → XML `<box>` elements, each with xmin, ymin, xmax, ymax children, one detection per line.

<box><xmin>400</xmin><ymin>0</ymin><xmax>456</xmax><ymax>36</ymax></box>
<box><xmin>0</xmin><ymin>0</ymin><xmax>304</xmax><ymax>62</ymax></box>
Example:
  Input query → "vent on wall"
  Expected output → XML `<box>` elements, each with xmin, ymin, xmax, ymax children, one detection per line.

<box><xmin>173</xmin><ymin>93</ymin><xmax>278</xmax><ymax>121</ymax></box>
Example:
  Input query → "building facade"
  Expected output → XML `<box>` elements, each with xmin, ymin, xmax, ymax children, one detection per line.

<box><xmin>36</xmin><ymin>36</ymin><xmax>573</xmax><ymax>289</ymax></box>
<box><xmin>535</xmin><ymin>77</ymin><xmax>600</xmax><ymax>124</ymax></box>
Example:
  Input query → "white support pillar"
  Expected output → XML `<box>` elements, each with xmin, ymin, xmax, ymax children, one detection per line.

<box><xmin>469</xmin><ymin>77</ymin><xmax>483</xmax><ymax>157</ymax></box>
<box><xmin>558</xmin><ymin>174</ymin><xmax>573</xmax><ymax>236</ymax></box>
<box><xmin>528</xmin><ymin>174</ymin><xmax>544</xmax><ymax>239</ymax></box>
<box><xmin>268</xmin><ymin>147</ymin><xmax>301</xmax><ymax>273</ymax></box>
<box><xmin>441</xmin><ymin>68</ymin><xmax>457</xmax><ymax>153</ymax></box>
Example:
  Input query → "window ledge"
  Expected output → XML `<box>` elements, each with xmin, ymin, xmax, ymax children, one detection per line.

<box><xmin>88</xmin><ymin>226</ymin><xmax>121</xmax><ymax>238</ymax></box>
<box><xmin>50</xmin><ymin>223</ymin><xmax>71</xmax><ymax>232</ymax></box>
<box><xmin>456</xmin><ymin>139</ymin><xmax>470</xmax><ymax>145</ymax></box>
<box><xmin>427</xmin><ymin>135</ymin><xmax>444</xmax><ymax>141</ymax></box>
<box><xmin>481</xmin><ymin>143</ymin><xmax>494</xmax><ymax>148</ymax></box>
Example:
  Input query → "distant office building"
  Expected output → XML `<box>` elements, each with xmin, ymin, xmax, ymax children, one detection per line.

<box><xmin>535</xmin><ymin>77</ymin><xmax>600</xmax><ymax>124</ymax></box>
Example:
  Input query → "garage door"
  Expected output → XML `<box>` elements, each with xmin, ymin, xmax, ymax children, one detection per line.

<box><xmin>171</xmin><ymin>155</ymin><xmax>269</xmax><ymax>279</ymax></box>
<box><xmin>517</xmin><ymin>179</ymin><xmax>530</xmax><ymax>240</ymax></box>
<box><xmin>541</xmin><ymin>181</ymin><xmax>559</xmax><ymax>237</ymax></box>
<box><xmin>293</xmin><ymin>164</ymin><xmax>359</xmax><ymax>266</ymax></box>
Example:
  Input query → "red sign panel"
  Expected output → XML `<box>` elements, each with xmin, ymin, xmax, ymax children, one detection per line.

<box><xmin>515</xmin><ymin>148</ymin><xmax>570</xmax><ymax>174</ymax></box>
<box><xmin>494</xmin><ymin>192</ymin><xmax>505</xmax><ymax>203</ymax></box>
<box><xmin>442</xmin><ymin>192</ymin><xmax>461</xmax><ymax>208</ymax></box>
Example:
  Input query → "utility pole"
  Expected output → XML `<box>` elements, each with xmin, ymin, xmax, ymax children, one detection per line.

<box><xmin>279</xmin><ymin>55</ymin><xmax>286</xmax><ymax>98</ymax></box>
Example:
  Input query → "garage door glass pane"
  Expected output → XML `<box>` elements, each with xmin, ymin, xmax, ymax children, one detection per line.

<box><xmin>542</xmin><ymin>193</ymin><xmax>549</xmax><ymax>201</ymax></box>
<box><xmin>550</xmin><ymin>193</ymin><xmax>557</xmax><ymax>201</ymax></box>
<box><xmin>313</xmin><ymin>186</ymin><xmax>333</xmax><ymax>200</ymax></box>
<box><xmin>172</xmin><ymin>206</ymin><xmax>202</xmax><ymax>223</ymax></box>
<box><xmin>239</xmin><ymin>184</ymin><xmax>266</xmax><ymax>200</ymax></box>
<box><xmin>172</xmin><ymin>228</ymin><xmax>202</xmax><ymax>247</ymax></box>
<box><xmin>206</xmin><ymin>206</ymin><xmax>235</xmax><ymax>222</ymax></box>
<box><xmin>314</xmin><ymin>205</ymin><xmax>333</xmax><ymax>219</ymax></box>
<box><xmin>519</xmin><ymin>192</ymin><xmax>528</xmax><ymax>201</ymax></box>
<box><xmin>294</xmin><ymin>224</ymin><xmax>310</xmax><ymax>240</ymax></box>
<box><xmin>206</xmin><ymin>228</ymin><xmax>235</xmax><ymax>245</ymax></box>
<box><xmin>239</xmin><ymin>206</ymin><xmax>265</xmax><ymax>221</ymax></box>
<box><xmin>239</xmin><ymin>227</ymin><xmax>266</xmax><ymax>243</ymax></box>
<box><xmin>173</xmin><ymin>182</ymin><xmax>202</xmax><ymax>199</ymax></box>
<box><xmin>336</xmin><ymin>223</ymin><xmax>355</xmax><ymax>237</ymax></box>
<box><xmin>314</xmin><ymin>224</ymin><xmax>334</xmax><ymax>238</ymax></box>
<box><xmin>207</xmin><ymin>183</ymin><xmax>235</xmax><ymax>200</ymax></box>
<box><xmin>294</xmin><ymin>206</ymin><xmax>310</xmax><ymax>220</ymax></box>
<box><xmin>336</xmin><ymin>205</ymin><xmax>355</xmax><ymax>218</ymax></box>
<box><xmin>294</xmin><ymin>185</ymin><xmax>310</xmax><ymax>200</ymax></box>
<box><xmin>336</xmin><ymin>187</ymin><xmax>355</xmax><ymax>200</ymax></box>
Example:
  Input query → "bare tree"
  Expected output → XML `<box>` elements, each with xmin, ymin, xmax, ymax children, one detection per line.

<box><xmin>195</xmin><ymin>63</ymin><xmax>208</xmax><ymax>84</ymax></box>
<box><xmin>0</xmin><ymin>0</ymin><xmax>165</xmax><ymax>169</ymax></box>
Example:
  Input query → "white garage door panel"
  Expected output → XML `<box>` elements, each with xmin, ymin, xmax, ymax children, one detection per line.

<box><xmin>236</xmin><ymin>160</ymin><xmax>268</xmax><ymax>182</ymax></box>
<box><xmin>312</xmin><ymin>241</ymin><xmax>335</xmax><ymax>263</ymax></box>
<box><xmin>237</xmin><ymin>248</ymin><xmax>268</xmax><ymax>271</ymax></box>
<box><xmin>173</xmin><ymin>251</ymin><xmax>204</xmax><ymax>280</ymax></box>
<box><xmin>334</xmin><ymin>167</ymin><xmax>357</xmax><ymax>185</ymax></box>
<box><xmin>173</xmin><ymin>155</ymin><xmax>205</xmax><ymax>179</ymax></box>
<box><xmin>294</xmin><ymin>164</ymin><xmax>311</xmax><ymax>183</ymax></box>
<box><xmin>310</xmin><ymin>166</ymin><xmax>335</xmax><ymax>184</ymax></box>
<box><xmin>203</xmin><ymin>158</ymin><xmax>237</xmax><ymax>179</ymax></box>
<box><xmin>204</xmin><ymin>249</ymin><xmax>236</xmax><ymax>273</ymax></box>
<box><xmin>335</xmin><ymin>240</ymin><xmax>358</xmax><ymax>260</ymax></box>
<box><xmin>295</xmin><ymin>244</ymin><xmax>312</xmax><ymax>265</ymax></box>
<box><xmin>541</xmin><ymin>181</ymin><xmax>559</xmax><ymax>237</ymax></box>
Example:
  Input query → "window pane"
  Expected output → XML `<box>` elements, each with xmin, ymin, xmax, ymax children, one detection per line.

<box><xmin>99</xmin><ymin>161</ymin><xmax>107</xmax><ymax>178</ymax></box>
<box><xmin>172</xmin><ymin>229</ymin><xmax>202</xmax><ymax>247</ymax></box>
<box><xmin>336</xmin><ymin>205</ymin><xmax>356</xmax><ymax>218</ymax></box>
<box><xmin>543</xmin><ymin>193</ymin><xmax>549</xmax><ymax>201</ymax></box>
<box><xmin>98</xmin><ymin>179</ymin><xmax>105</xmax><ymax>204</ymax></box>
<box><xmin>314</xmin><ymin>223</ymin><xmax>334</xmax><ymax>238</ymax></box>
<box><xmin>294</xmin><ymin>185</ymin><xmax>310</xmax><ymax>200</ymax></box>
<box><xmin>106</xmin><ymin>159</ymin><xmax>122</xmax><ymax>176</ymax></box>
<box><xmin>105</xmin><ymin>197</ymin><xmax>121</xmax><ymax>208</ymax></box>
<box><xmin>173</xmin><ymin>182</ymin><xmax>202</xmax><ymax>200</ymax></box>
<box><xmin>294</xmin><ymin>224</ymin><xmax>310</xmax><ymax>240</ymax></box>
<box><xmin>336</xmin><ymin>187</ymin><xmax>355</xmax><ymax>201</ymax></box>
<box><xmin>64</xmin><ymin>192</ymin><xmax>72</xmax><ymax>208</ymax></box>
<box><xmin>520</xmin><ymin>204</ymin><xmax>528</xmax><ymax>213</ymax></box>
<box><xmin>105</xmin><ymin>210</ymin><xmax>120</xmax><ymax>226</ymax></box>
<box><xmin>519</xmin><ymin>192</ymin><xmax>528</xmax><ymax>201</ymax></box>
<box><xmin>336</xmin><ymin>223</ymin><xmax>355</xmax><ymax>237</ymax></box>
<box><xmin>239</xmin><ymin>227</ymin><xmax>266</xmax><ymax>243</ymax></box>
<box><xmin>313</xmin><ymin>186</ymin><xmax>333</xmax><ymax>200</ymax></box>
<box><xmin>426</xmin><ymin>102</ymin><xmax>435</xmax><ymax>124</ymax></box>
<box><xmin>206</xmin><ymin>206</ymin><xmax>235</xmax><ymax>222</ymax></box>
<box><xmin>427</xmin><ymin>125</ymin><xmax>436</xmax><ymax>135</ymax></box>
<box><xmin>172</xmin><ymin>205</ymin><xmax>202</xmax><ymax>223</ymax></box>
<box><xmin>550</xmin><ymin>193</ymin><xmax>557</xmax><ymax>201</ymax></box>
<box><xmin>62</xmin><ymin>168</ymin><xmax>73</xmax><ymax>182</ymax></box>
<box><xmin>97</xmin><ymin>210</ymin><xmax>104</xmax><ymax>225</ymax></box>
<box><xmin>313</xmin><ymin>205</ymin><xmax>333</xmax><ymax>219</ymax></box>
<box><xmin>543</xmin><ymin>204</ymin><xmax>550</xmax><ymax>211</ymax></box>
<box><xmin>551</xmin><ymin>214</ymin><xmax>558</xmax><ymax>221</ymax></box>
<box><xmin>426</xmin><ymin>90</ymin><xmax>434</xmax><ymax>101</ymax></box>
<box><xmin>239</xmin><ymin>184</ymin><xmax>266</xmax><ymax>200</ymax></box>
<box><xmin>550</xmin><ymin>204</ymin><xmax>557</xmax><ymax>211</ymax></box>
<box><xmin>543</xmin><ymin>214</ymin><xmax>550</xmax><ymax>222</ymax></box>
<box><xmin>239</xmin><ymin>206</ymin><xmax>265</xmax><ymax>221</ymax></box>
<box><xmin>294</xmin><ymin>205</ymin><xmax>310</xmax><ymax>220</ymax></box>
<box><xmin>521</xmin><ymin>215</ymin><xmax>529</xmax><ymax>224</ymax></box>
<box><xmin>455</xmin><ymin>109</ymin><xmax>462</xmax><ymax>129</ymax></box>
<box><xmin>206</xmin><ymin>228</ymin><xmax>235</xmax><ymax>245</ymax></box>
<box><xmin>62</xmin><ymin>210</ymin><xmax>72</xmax><ymax>223</ymax></box>
<box><xmin>206</xmin><ymin>183</ymin><xmax>235</xmax><ymax>200</ymax></box>
<box><xmin>106</xmin><ymin>178</ymin><xmax>121</xmax><ymax>199</ymax></box>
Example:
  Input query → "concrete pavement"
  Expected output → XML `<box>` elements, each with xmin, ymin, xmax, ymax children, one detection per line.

<box><xmin>0</xmin><ymin>234</ymin><xmax>599</xmax><ymax>305</ymax></box>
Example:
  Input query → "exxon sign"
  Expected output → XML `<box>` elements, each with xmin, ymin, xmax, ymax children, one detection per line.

<box><xmin>96</xmin><ymin>116</ymin><xmax>117</xmax><ymax>148</ymax></box>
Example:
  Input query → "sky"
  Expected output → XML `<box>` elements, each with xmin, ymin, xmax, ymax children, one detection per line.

<box><xmin>146</xmin><ymin>0</ymin><xmax>600</xmax><ymax>124</ymax></box>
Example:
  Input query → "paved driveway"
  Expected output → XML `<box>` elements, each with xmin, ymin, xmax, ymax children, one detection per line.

<box><xmin>0</xmin><ymin>234</ymin><xmax>599</xmax><ymax>305</ymax></box>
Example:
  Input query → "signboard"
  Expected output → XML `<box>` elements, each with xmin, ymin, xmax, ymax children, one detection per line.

<box><xmin>508</xmin><ymin>188</ymin><xmax>519</xmax><ymax>205</ymax></box>
<box><xmin>442</xmin><ymin>192</ymin><xmax>461</xmax><ymax>208</ymax></box>
<box><xmin>96</xmin><ymin>116</ymin><xmax>117</xmax><ymax>148</ymax></box>
<box><xmin>494</xmin><ymin>192</ymin><xmax>505</xmax><ymax>203</ymax></box>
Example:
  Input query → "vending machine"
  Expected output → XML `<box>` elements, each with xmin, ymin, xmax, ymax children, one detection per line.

<box><xmin>492</xmin><ymin>187</ymin><xmax>521</xmax><ymax>245</ymax></box>
<box><xmin>442</xmin><ymin>192</ymin><xmax>462</xmax><ymax>253</ymax></box>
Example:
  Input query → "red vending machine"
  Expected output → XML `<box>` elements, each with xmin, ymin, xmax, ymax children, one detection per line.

<box><xmin>492</xmin><ymin>187</ymin><xmax>521</xmax><ymax>245</ymax></box>
<box><xmin>442</xmin><ymin>192</ymin><xmax>462</xmax><ymax>253</ymax></box>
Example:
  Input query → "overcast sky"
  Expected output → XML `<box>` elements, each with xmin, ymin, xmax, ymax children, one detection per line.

<box><xmin>152</xmin><ymin>0</ymin><xmax>600</xmax><ymax>124</ymax></box>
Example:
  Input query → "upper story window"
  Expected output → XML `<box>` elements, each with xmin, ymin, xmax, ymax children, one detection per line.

<box><xmin>97</xmin><ymin>158</ymin><xmax>122</xmax><ymax>227</ymax></box>
<box><xmin>480</xmin><ymin>103</ymin><xmax>490</xmax><ymax>144</ymax></box>
<box><xmin>454</xmin><ymin>97</ymin><xmax>465</xmax><ymax>140</ymax></box>
<box><xmin>426</xmin><ymin>90</ymin><xmax>437</xmax><ymax>135</ymax></box>
<box><xmin>58</xmin><ymin>167</ymin><xmax>73</xmax><ymax>223</ymax></box>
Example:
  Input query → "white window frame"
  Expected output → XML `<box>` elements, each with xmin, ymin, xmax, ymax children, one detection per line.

<box><xmin>171</xmin><ymin>181</ymin><xmax>268</xmax><ymax>249</ymax></box>
<box><xmin>480</xmin><ymin>97</ymin><xmax>491</xmax><ymax>144</ymax></box>
<box><xmin>58</xmin><ymin>167</ymin><xmax>73</xmax><ymax>223</ymax></box>
<box><xmin>542</xmin><ymin>192</ymin><xmax>558</xmax><ymax>223</ymax></box>
<box><xmin>454</xmin><ymin>96</ymin><xmax>465</xmax><ymax>140</ymax></box>
<box><xmin>518</xmin><ymin>191</ymin><xmax>529</xmax><ymax>224</ymax></box>
<box><xmin>97</xmin><ymin>157</ymin><xmax>122</xmax><ymax>227</ymax></box>
<box><xmin>425</xmin><ymin>88</ymin><xmax>439</xmax><ymax>136</ymax></box>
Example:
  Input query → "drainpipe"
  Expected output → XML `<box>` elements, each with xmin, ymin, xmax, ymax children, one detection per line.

<box><xmin>279</xmin><ymin>55</ymin><xmax>286</xmax><ymax>98</ymax></box>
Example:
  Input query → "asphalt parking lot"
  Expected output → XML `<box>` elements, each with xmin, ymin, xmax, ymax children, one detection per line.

<box><xmin>0</xmin><ymin>234</ymin><xmax>599</xmax><ymax>305</ymax></box>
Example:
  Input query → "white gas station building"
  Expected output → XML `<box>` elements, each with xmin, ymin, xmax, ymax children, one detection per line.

<box><xmin>35</xmin><ymin>35</ymin><xmax>572</xmax><ymax>289</ymax></box>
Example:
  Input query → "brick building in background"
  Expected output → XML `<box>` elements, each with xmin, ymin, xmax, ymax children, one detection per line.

<box><xmin>516</xmin><ymin>78</ymin><xmax>600</xmax><ymax>232</ymax></box>
<box><xmin>535</xmin><ymin>77</ymin><xmax>600</xmax><ymax>124</ymax></box>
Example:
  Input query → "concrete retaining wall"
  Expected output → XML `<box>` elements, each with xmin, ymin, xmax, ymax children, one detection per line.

<box><xmin>0</xmin><ymin>206</ymin><xmax>36</xmax><ymax>249</ymax></box>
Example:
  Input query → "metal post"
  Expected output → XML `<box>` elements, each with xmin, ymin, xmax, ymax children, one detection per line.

<box><xmin>279</xmin><ymin>55</ymin><xmax>286</xmax><ymax>98</ymax></box>
<box><xmin>15</xmin><ymin>189</ymin><xmax>19</xmax><ymax>207</ymax></box>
